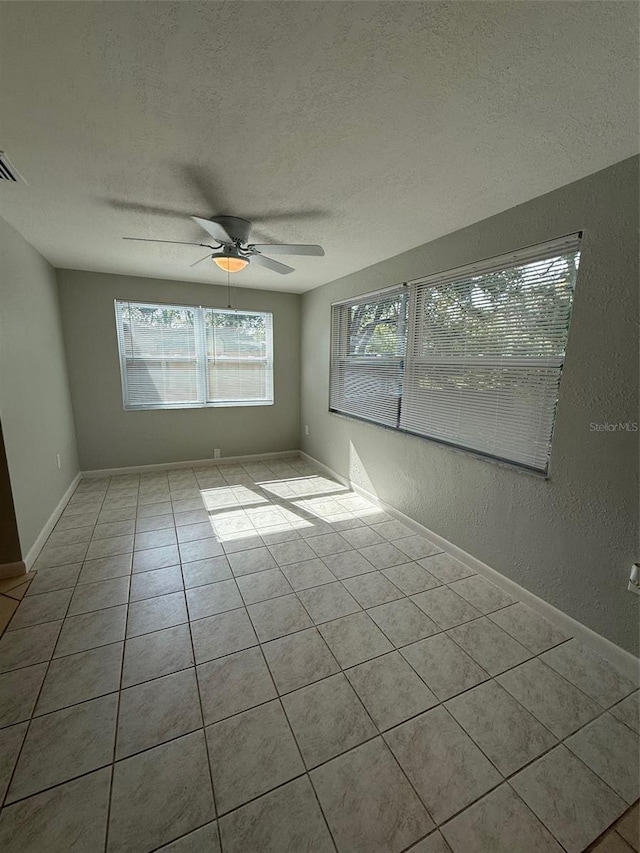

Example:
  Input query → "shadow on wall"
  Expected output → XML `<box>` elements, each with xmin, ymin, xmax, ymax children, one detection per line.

<box><xmin>0</xmin><ymin>418</ymin><xmax>23</xmax><ymax>566</ymax></box>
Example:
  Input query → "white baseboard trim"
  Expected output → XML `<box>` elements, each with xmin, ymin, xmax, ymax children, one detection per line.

<box><xmin>0</xmin><ymin>560</ymin><xmax>26</xmax><ymax>580</ymax></box>
<box><xmin>300</xmin><ymin>452</ymin><xmax>640</xmax><ymax>683</ymax></box>
<box><xmin>24</xmin><ymin>472</ymin><xmax>82</xmax><ymax>570</ymax></box>
<box><xmin>81</xmin><ymin>450</ymin><xmax>301</xmax><ymax>478</ymax></box>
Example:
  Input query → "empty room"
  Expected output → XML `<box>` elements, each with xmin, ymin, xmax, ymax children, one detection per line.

<box><xmin>0</xmin><ymin>2</ymin><xmax>638</xmax><ymax>852</ymax></box>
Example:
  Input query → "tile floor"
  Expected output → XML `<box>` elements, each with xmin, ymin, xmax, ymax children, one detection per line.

<box><xmin>0</xmin><ymin>454</ymin><xmax>638</xmax><ymax>853</ymax></box>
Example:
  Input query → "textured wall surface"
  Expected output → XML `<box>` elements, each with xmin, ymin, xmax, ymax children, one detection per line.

<box><xmin>57</xmin><ymin>270</ymin><xmax>300</xmax><ymax>469</ymax></box>
<box><xmin>301</xmin><ymin>157</ymin><xmax>639</xmax><ymax>654</ymax></box>
<box><xmin>0</xmin><ymin>216</ymin><xmax>80</xmax><ymax>555</ymax></box>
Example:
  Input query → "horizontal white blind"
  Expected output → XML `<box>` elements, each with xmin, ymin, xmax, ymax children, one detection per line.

<box><xmin>330</xmin><ymin>287</ymin><xmax>407</xmax><ymax>427</ymax></box>
<box><xmin>115</xmin><ymin>301</ymin><xmax>274</xmax><ymax>410</ymax></box>
<box><xmin>400</xmin><ymin>237</ymin><xmax>581</xmax><ymax>471</ymax></box>
<box><xmin>205</xmin><ymin>309</ymin><xmax>273</xmax><ymax>405</ymax></box>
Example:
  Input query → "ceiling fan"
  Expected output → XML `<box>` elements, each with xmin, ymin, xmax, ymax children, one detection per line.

<box><xmin>123</xmin><ymin>215</ymin><xmax>324</xmax><ymax>275</ymax></box>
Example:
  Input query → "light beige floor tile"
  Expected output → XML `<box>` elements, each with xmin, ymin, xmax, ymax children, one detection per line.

<box><xmin>54</xmin><ymin>605</ymin><xmax>127</xmax><ymax>657</ymax></box>
<box><xmin>136</xmin><ymin>513</ymin><xmax>175</xmax><ymax>533</ymax></box>
<box><xmin>46</xmin><ymin>526</ymin><xmax>94</xmax><ymax>548</ymax></box>
<box><xmin>497</xmin><ymin>657</ymin><xmax>601</xmax><ymax>738</ymax></box>
<box><xmin>488</xmin><ymin>602</ymin><xmax>570</xmax><ymax>653</ymax></box>
<box><xmin>26</xmin><ymin>563</ymin><xmax>81</xmax><ymax>595</ymax></box>
<box><xmin>342</xmin><ymin>571</ymin><xmax>404</xmax><ymax>607</ymax></box>
<box><xmin>541</xmin><ymin>640</ymin><xmax>637</xmax><ymax>708</ymax></box>
<box><xmin>67</xmin><ymin>576</ymin><xmax>130</xmax><ymax>616</ymax></box>
<box><xmin>402</xmin><ymin>633</ymin><xmax>489</xmax><ymax>701</ymax></box>
<box><xmin>108</xmin><ymin>731</ymin><xmax>215</xmax><ymax>853</ymax></box>
<box><xmin>418</xmin><ymin>553</ymin><xmax>476</xmax><ymax>583</ymax></box>
<box><xmin>319</xmin><ymin>611</ymin><xmax>393</xmax><ymax>668</ymax></box>
<box><xmin>447</xmin><ymin>617</ymin><xmax>532</xmax><ymax>675</ymax></box>
<box><xmin>446</xmin><ymin>680</ymin><xmax>557</xmax><ymax>776</ymax></box>
<box><xmin>34</xmin><ymin>541</ymin><xmax>88</xmax><ymax>569</ymax></box>
<box><xmin>197</xmin><ymin>646</ymin><xmax>276</xmax><ymax>725</ymax></box>
<box><xmin>610</xmin><ymin>689</ymin><xmax>640</xmax><ymax>734</ymax></box>
<box><xmin>185</xmin><ymin>579</ymin><xmax>242</xmax><ymax>620</ymax></box>
<box><xmin>616</xmin><ymin>803</ymin><xmax>639</xmax><ymax>850</ymax></box>
<box><xmin>7</xmin><ymin>588</ymin><xmax>72</xmax><ymax>631</ymax></box>
<box><xmin>157</xmin><ymin>822</ymin><xmax>220</xmax><ymax>852</ymax></box>
<box><xmin>340</xmin><ymin>526</ymin><xmax>386</xmax><ymax>548</ymax></box>
<box><xmin>7</xmin><ymin>694</ymin><xmax>118</xmax><ymax>803</ymax></box>
<box><xmin>358</xmin><ymin>542</ymin><xmax>409</xmax><ymax>570</ymax></box>
<box><xmin>0</xmin><ymin>594</ymin><xmax>18</xmax><ymax>631</ymax></box>
<box><xmin>219</xmin><ymin>776</ymin><xmax>333</xmax><ymax>853</ymax></box>
<box><xmin>511</xmin><ymin>746</ymin><xmax>626</xmax><ymax>853</ymax></box>
<box><xmin>280</xmin><ymin>557</ymin><xmax>336</xmax><ymax>591</ymax></box>
<box><xmin>127</xmin><ymin>591</ymin><xmax>188</xmax><ymax>637</ymax></box>
<box><xmin>449</xmin><ymin>575</ymin><xmax>516</xmax><ymax>614</ymax></box>
<box><xmin>176</xmin><ymin>521</ymin><xmax>216</xmax><ymax>543</ymax></box>
<box><xmin>134</xmin><ymin>527</ymin><xmax>178</xmax><ymax>551</ymax></box>
<box><xmin>191</xmin><ymin>607</ymin><xmax>258</xmax><ymax>664</ymax></box>
<box><xmin>133</xmin><ymin>544</ymin><xmax>181</xmax><ymax>573</ymax></box>
<box><xmin>386</xmin><ymin>705</ymin><xmax>501</xmax><ymax>823</ymax></box>
<box><xmin>178</xmin><ymin>537</ymin><xmax>224</xmax><ymax>563</ymax></box>
<box><xmin>321</xmin><ymin>549</ymin><xmax>377</xmax><ymax>579</ymax></box>
<box><xmin>441</xmin><ymin>783</ymin><xmax>563</xmax><ymax>853</ymax></box>
<box><xmin>297</xmin><ymin>581</ymin><xmax>361</xmax><ymax>624</ymax></box>
<box><xmin>0</xmin><ymin>620</ymin><xmax>62</xmax><ymax>673</ymax></box>
<box><xmin>369</xmin><ymin>520</ymin><xmax>415</xmax><ymax>541</ymax></box>
<box><xmin>206</xmin><ymin>699</ymin><xmax>304</xmax><ymax>813</ymax></box>
<box><xmin>122</xmin><ymin>623</ymin><xmax>194</xmax><ymax>687</ymax></box>
<box><xmin>307</xmin><ymin>532</ymin><xmax>352</xmax><ymax>557</ymax></box>
<box><xmin>0</xmin><ymin>721</ymin><xmax>28</xmax><ymax>801</ymax></box>
<box><xmin>407</xmin><ymin>831</ymin><xmax>453</xmax><ymax>853</ymax></box>
<box><xmin>268</xmin><ymin>539</ymin><xmax>317</xmax><ymax>566</ymax></box>
<box><xmin>412</xmin><ymin>586</ymin><xmax>481</xmax><ymax>629</ymax></box>
<box><xmin>262</xmin><ymin>627</ymin><xmax>340</xmax><ymax>694</ymax></box>
<box><xmin>56</xmin><ymin>509</ymin><xmax>101</xmax><ymax>529</ymax></box>
<box><xmin>347</xmin><ymin>651</ymin><xmax>438</xmax><ymax>730</ymax></box>
<box><xmin>591</xmin><ymin>831</ymin><xmax>637</xmax><ymax>853</ymax></box>
<box><xmin>136</xmin><ymin>501</ymin><xmax>172</xmax><ymax>519</ymax></box>
<box><xmin>129</xmin><ymin>565</ymin><xmax>183</xmax><ymax>602</ymax></box>
<box><xmin>368</xmin><ymin>598</ymin><xmax>441</xmax><ymax>647</ymax></box>
<box><xmin>0</xmin><ymin>767</ymin><xmax>111</xmax><ymax>853</ymax></box>
<box><xmin>0</xmin><ymin>662</ymin><xmax>47</xmax><ymax>727</ymax></box>
<box><xmin>247</xmin><ymin>593</ymin><xmax>313</xmax><ymax>641</ymax></box>
<box><xmin>311</xmin><ymin>737</ymin><xmax>434</xmax><ymax>853</ymax></box>
<box><xmin>35</xmin><ymin>642</ymin><xmax>123</xmax><ymax>715</ymax></box>
<box><xmin>85</xmin><ymin>534</ymin><xmax>134</xmax><ymax>561</ymax></box>
<box><xmin>381</xmin><ymin>561</ymin><xmax>441</xmax><ymax>595</ymax></box>
<box><xmin>78</xmin><ymin>553</ymin><xmax>132</xmax><ymax>585</ymax></box>
<box><xmin>236</xmin><ymin>567</ymin><xmax>293</xmax><ymax>604</ymax></box>
<box><xmin>181</xmin><ymin>556</ymin><xmax>232</xmax><ymax>588</ymax></box>
<box><xmin>395</xmin><ymin>535</ymin><xmax>443</xmax><ymax>561</ymax></box>
<box><xmin>282</xmin><ymin>672</ymin><xmax>376</xmax><ymax>767</ymax></box>
<box><xmin>98</xmin><ymin>506</ymin><xmax>137</xmax><ymax>524</ymax></box>
<box><xmin>116</xmin><ymin>668</ymin><xmax>202</xmax><ymax>758</ymax></box>
<box><xmin>566</xmin><ymin>713</ymin><xmax>640</xmax><ymax>804</ymax></box>
<box><xmin>92</xmin><ymin>520</ymin><xmax>136</xmax><ymax>540</ymax></box>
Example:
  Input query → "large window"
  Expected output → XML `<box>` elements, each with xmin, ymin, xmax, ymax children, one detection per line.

<box><xmin>115</xmin><ymin>300</ymin><xmax>273</xmax><ymax>410</ymax></box>
<box><xmin>330</xmin><ymin>234</ymin><xmax>581</xmax><ymax>474</ymax></box>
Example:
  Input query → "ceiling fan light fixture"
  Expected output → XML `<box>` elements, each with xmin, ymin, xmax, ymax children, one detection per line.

<box><xmin>213</xmin><ymin>255</ymin><xmax>249</xmax><ymax>273</ymax></box>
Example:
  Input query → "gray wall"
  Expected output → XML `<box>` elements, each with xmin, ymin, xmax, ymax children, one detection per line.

<box><xmin>0</xmin><ymin>216</ymin><xmax>80</xmax><ymax>557</ymax></box>
<box><xmin>57</xmin><ymin>270</ymin><xmax>301</xmax><ymax>470</ymax></box>
<box><xmin>301</xmin><ymin>157</ymin><xmax>639</xmax><ymax>655</ymax></box>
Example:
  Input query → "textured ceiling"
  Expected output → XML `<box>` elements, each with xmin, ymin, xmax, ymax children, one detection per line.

<box><xmin>0</xmin><ymin>1</ymin><xmax>637</xmax><ymax>293</ymax></box>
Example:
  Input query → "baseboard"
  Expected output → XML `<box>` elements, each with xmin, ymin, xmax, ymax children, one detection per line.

<box><xmin>0</xmin><ymin>560</ymin><xmax>26</xmax><ymax>580</ymax></box>
<box><xmin>300</xmin><ymin>451</ymin><xmax>640</xmax><ymax>683</ymax></box>
<box><xmin>24</xmin><ymin>472</ymin><xmax>82</xmax><ymax>570</ymax></box>
<box><xmin>81</xmin><ymin>450</ymin><xmax>301</xmax><ymax>478</ymax></box>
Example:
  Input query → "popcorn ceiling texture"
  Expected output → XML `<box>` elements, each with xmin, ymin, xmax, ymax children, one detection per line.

<box><xmin>301</xmin><ymin>157</ymin><xmax>639</xmax><ymax>655</ymax></box>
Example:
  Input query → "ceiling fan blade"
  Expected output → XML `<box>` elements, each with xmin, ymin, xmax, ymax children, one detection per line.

<box><xmin>191</xmin><ymin>216</ymin><xmax>233</xmax><ymax>244</ymax></box>
<box><xmin>250</xmin><ymin>244</ymin><xmax>325</xmax><ymax>256</ymax></box>
<box><xmin>190</xmin><ymin>254</ymin><xmax>213</xmax><ymax>268</ymax></box>
<box><xmin>249</xmin><ymin>254</ymin><xmax>294</xmax><ymax>275</ymax></box>
<box><xmin>123</xmin><ymin>237</ymin><xmax>217</xmax><ymax>249</ymax></box>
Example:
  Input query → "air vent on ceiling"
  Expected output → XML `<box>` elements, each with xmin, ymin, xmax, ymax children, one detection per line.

<box><xmin>0</xmin><ymin>152</ymin><xmax>27</xmax><ymax>184</ymax></box>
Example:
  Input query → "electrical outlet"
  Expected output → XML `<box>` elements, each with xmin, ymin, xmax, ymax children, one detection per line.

<box><xmin>213</xmin><ymin>448</ymin><xmax>221</xmax><ymax>459</ymax></box>
<box><xmin>628</xmin><ymin>563</ymin><xmax>640</xmax><ymax>596</ymax></box>
<box><xmin>56</xmin><ymin>453</ymin><xmax>61</xmax><ymax>470</ymax></box>
<box><xmin>304</xmin><ymin>425</ymin><xmax>310</xmax><ymax>436</ymax></box>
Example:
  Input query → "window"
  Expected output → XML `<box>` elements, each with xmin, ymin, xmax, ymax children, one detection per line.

<box><xmin>329</xmin><ymin>234</ymin><xmax>581</xmax><ymax>473</ymax></box>
<box><xmin>115</xmin><ymin>300</ymin><xmax>273</xmax><ymax>410</ymax></box>
<box><xmin>329</xmin><ymin>287</ymin><xmax>407</xmax><ymax>427</ymax></box>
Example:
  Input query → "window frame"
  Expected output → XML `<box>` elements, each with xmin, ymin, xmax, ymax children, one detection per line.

<box><xmin>328</xmin><ymin>234</ymin><xmax>581</xmax><ymax>476</ymax></box>
<box><xmin>114</xmin><ymin>299</ymin><xmax>274</xmax><ymax>411</ymax></box>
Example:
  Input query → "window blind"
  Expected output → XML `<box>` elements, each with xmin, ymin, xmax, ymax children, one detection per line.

<box><xmin>399</xmin><ymin>235</ymin><xmax>581</xmax><ymax>472</ymax></box>
<box><xmin>115</xmin><ymin>300</ymin><xmax>274</xmax><ymax>410</ymax></box>
<box><xmin>329</xmin><ymin>286</ymin><xmax>407</xmax><ymax>427</ymax></box>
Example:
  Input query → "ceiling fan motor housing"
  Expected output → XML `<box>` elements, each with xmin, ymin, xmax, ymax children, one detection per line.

<box><xmin>212</xmin><ymin>216</ymin><xmax>252</xmax><ymax>244</ymax></box>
